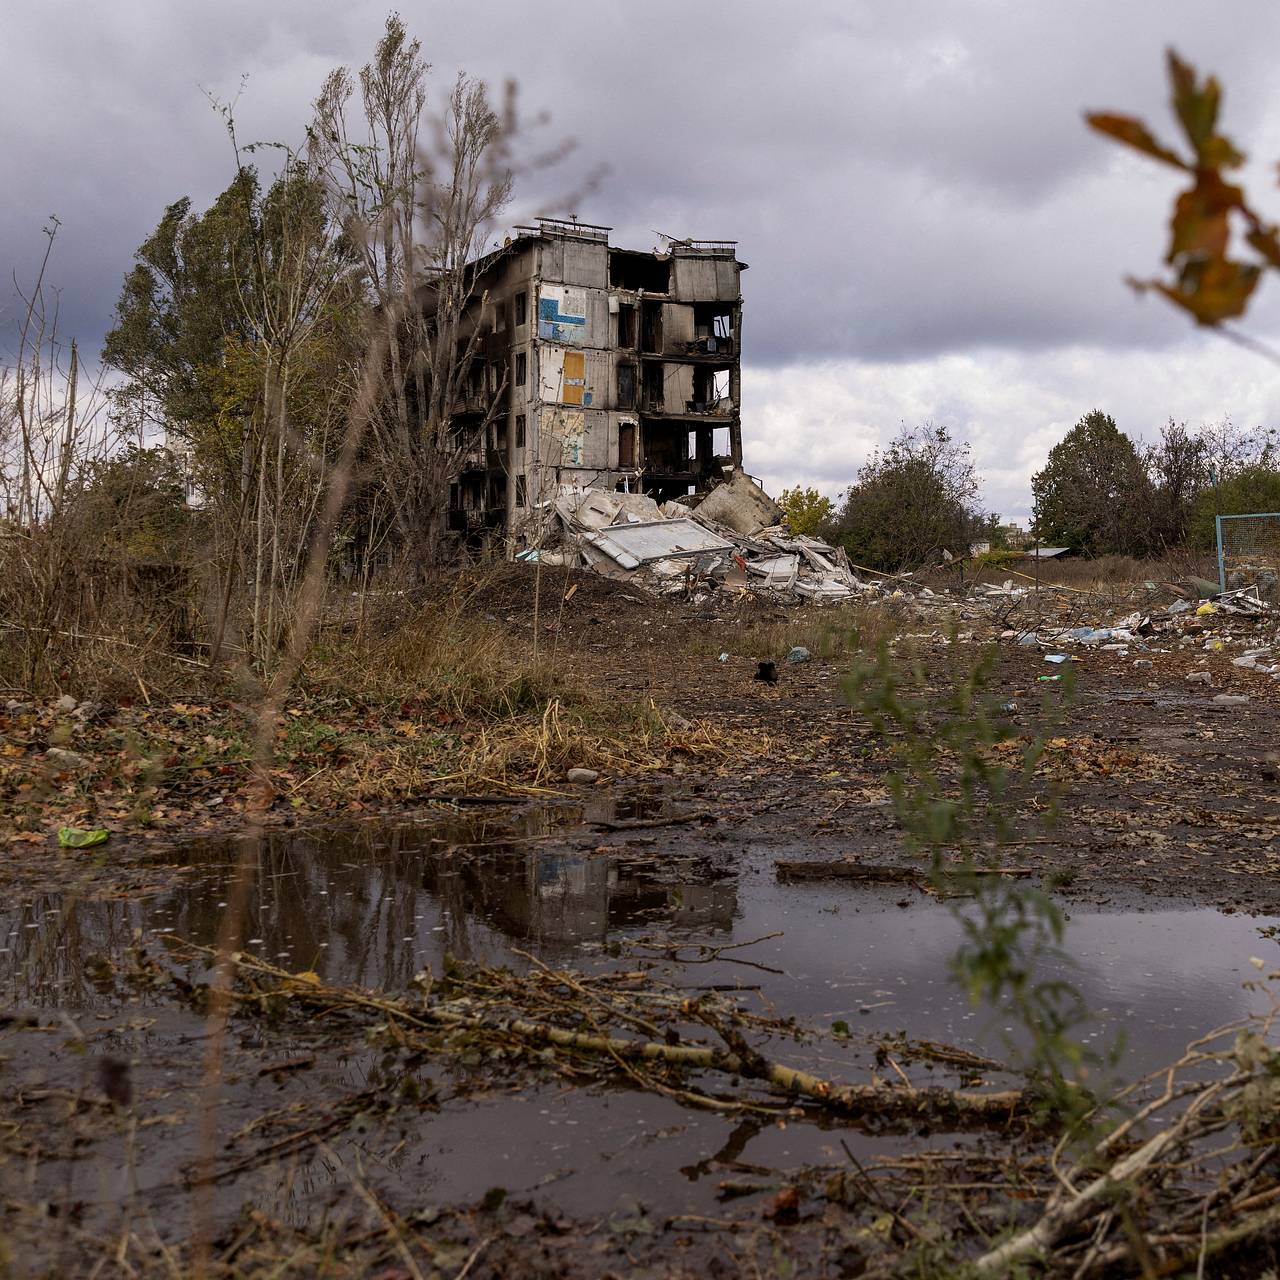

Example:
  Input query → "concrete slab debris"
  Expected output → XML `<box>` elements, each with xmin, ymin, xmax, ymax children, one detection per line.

<box><xmin>541</xmin><ymin>478</ymin><xmax>859</xmax><ymax>605</ymax></box>
<box><xmin>581</xmin><ymin>519</ymin><xmax>734</xmax><ymax>567</ymax></box>
<box><xmin>690</xmin><ymin>472</ymin><xmax>784</xmax><ymax>537</ymax></box>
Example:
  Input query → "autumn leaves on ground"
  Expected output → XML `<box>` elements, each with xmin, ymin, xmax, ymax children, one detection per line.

<box><xmin>0</xmin><ymin>567</ymin><xmax>772</xmax><ymax>887</ymax></box>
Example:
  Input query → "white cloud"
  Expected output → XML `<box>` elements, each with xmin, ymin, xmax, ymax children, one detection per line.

<box><xmin>7</xmin><ymin>0</ymin><xmax>1280</xmax><ymax>517</ymax></box>
<box><xmin>744</xmin><ymin>332</ymin><xmax>1280</xmax><ymax>520</ymax></box>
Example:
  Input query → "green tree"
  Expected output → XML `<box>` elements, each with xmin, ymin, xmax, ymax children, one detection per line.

<box><xmin>1137</xmin><ymin>419</ymin><xmax>1212</xmax><ymax>549</ymax></box>
<box><xmin>1188</xmin><ymin>466</ymin><xmax>1280</xmax><ymax>548</ymax></box>
<box><xmin>829</xmin><ymin>425</ymin><xmax>987</xmax><ymax>571</ymax></box>
<box><xmin>778</xmin><ymin>485</ymin><xmax>834</xmax><ymax>536</ymax></box>
<box><xmin>102</xmin><ymin>172</ymin><xmax>261</xmax><ymax>459</ymax></box>
<box><xmin>74</xmin><ymin>444</ymin><xmax>191</xmax><ymax>561</ymax></box>
<box><xmin>1030</xmin><ymin>411</ymin><xmax>1152</xmax><ymax>555</ymax></box>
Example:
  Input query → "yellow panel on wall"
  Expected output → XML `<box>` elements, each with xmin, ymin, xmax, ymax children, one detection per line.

<box><xmin>562</xmin><ymin>350</ymin><xmax>585</xmax><ymax>405</ymax></box>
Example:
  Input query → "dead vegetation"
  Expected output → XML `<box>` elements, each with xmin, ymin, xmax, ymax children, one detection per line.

<box><xmin>0</xmin><ymin>595</ymin><xmax>766</xmax><ymax>847</ymax></box>
<box><xmin>179</xmin><ymin>942</ymin><xmax>1034</xmax><ymax>1128</ymax></box>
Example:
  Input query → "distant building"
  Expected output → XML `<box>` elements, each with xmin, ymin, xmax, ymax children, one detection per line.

<box><xmin>439</xmin><ymin>217</ymin><xmax>746</xmax><ymax>540</ymax></box>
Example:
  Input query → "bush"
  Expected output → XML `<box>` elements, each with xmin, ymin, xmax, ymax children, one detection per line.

<box><xmin>828</xmin><ymin>425</ymin><xmax>991</xmax><ymax>571</ymax></box>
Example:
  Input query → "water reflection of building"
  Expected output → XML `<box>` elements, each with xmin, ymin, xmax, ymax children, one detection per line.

<box><xmin>428</xmin><ymin>850</ymin><xmax>738</xmax><ymax>947</ymax></box>
<box><xmin>0</xmin><ymin>813</ymin><xmax>738</xmax><ymax>1004</ymax></box>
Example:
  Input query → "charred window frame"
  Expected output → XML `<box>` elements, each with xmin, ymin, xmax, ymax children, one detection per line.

<box><xmin>616</xmin><ymin>303</ymin><xmax>637</xmax><ymax>348</ymax></box>
<box><xmin>616</xmin><ymin>362</ymin><xmax>636</xmax><ymax>410</ymax></box>
<box><xmin>643</xmin><ymin>363</ymin><xmax>665</xmax><ymax>412</ymax></box>
<box><xmin>515</xmin><ymin>350</ymin><xmax>527</xmax><ymax>386</ymax></box>
<box><xmin>514</xmin><ymin>291</ymin><xmax>528</xmax><ymax>327</ymax></box>
<box><xmin>640</xmin><ymin>301</ymin><xmax>663</xmax><ymax>354</ymax></box>
<box><xmin>609</xmin><ymin>251</ymin><xmax>670</xmax><ymax>293</ymax></box>
<box><xmin>618</xmin><ymin>421</ymin><xmax>636</xmax><ymax>468</ymax></box>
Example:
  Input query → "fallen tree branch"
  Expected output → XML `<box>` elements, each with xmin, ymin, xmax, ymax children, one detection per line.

<box><xmin>775</xmin><ymin>860</ymin><xmax>1035</xmax><ymax>883</ymax></box>
<box><xmin>174</xmin><ymin>942</ymin><xmax>1035</xmax><ymax>1129</ymax></box>
<box><xmin>590</xmin><ymin>810</ymin><xmax>713</xmax><ymax>832</ymax></box>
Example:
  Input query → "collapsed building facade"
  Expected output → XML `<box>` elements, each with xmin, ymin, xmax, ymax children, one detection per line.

<box><xmin>446</xmin><ymin>217</ymin><xmax>747</xmax><ymax>541</ymax></box>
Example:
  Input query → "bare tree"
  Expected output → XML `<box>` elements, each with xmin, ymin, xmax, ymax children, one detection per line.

<box><xmin>312</xmin><ymin>16</ymin><xmax>524</xmax><ymax>570</ymax></box>
<box><xmin>0</xmin><ymin>220</ymin><xmax>117</xmax><ymax>689</ymax></box>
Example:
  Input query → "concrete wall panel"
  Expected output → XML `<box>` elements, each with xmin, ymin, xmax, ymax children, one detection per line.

<box><xmin>662</xmin><ymin>302</ymin><xmax>695</xmax><ymax>347</ymax></box>
<box><xmin>672</xmin><ymin>255</ymin><xmax>718</xmax><ymax>300</ymax></box>
<box><xmin>559</xmin><ymin>240</ymin><xmax>608</xmax><ymax>288</ymax></box>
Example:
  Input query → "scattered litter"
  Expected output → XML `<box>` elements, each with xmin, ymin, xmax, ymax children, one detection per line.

<box><xmin>58</xmin><ymin>827</ymin><xmax>109</xmax><ymax>849</ymax></box>
<box><xmin>1044</xmin><ymin>654</ymin><xmax>1071</xmax><ymax>664</ymax></box>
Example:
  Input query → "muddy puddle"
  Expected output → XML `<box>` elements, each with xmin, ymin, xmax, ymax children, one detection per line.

<box><xmin>3</xmin><ymin>794</ymin><xmax>1278</xmax><ymax>1238</ymax></box>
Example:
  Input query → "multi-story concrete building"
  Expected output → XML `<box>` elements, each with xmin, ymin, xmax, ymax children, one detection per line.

<box><xmin>446</xmin><ymin>217</ymin><xmax>746</xmax><ymax>542</ymax></box>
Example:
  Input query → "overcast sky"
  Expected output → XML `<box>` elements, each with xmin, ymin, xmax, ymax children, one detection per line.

<box><xmin>6</xmin><ymin>1</ymin><xmax>1280</xmax><ymax>521</ymax></box>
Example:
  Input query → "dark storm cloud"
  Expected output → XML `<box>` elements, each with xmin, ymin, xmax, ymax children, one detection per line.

<box><xmin>4</xmin><ymin>0</ymin><xmax>1280</xmax><ymax>372</ymax></box>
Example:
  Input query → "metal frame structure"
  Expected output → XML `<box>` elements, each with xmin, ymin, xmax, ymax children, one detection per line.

<box><xmin>1215</xmin><ymin>511</ymin><xmax>1280</xmax><ymax>591</ymax></box>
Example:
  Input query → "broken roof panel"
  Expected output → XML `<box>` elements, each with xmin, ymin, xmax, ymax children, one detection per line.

<box><xmin>581</xmin><ymin>519</ymin><xmax>734</xmax><ymax>567</ymax></box>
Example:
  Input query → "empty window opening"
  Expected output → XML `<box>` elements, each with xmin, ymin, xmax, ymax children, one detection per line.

<box><xmin>616</xmin><ymin>362</ymin><xmax>636</xmax><ymax>410</ymax></box>
<box><xmin>514</xmin><ymin>291</ymin><xmax>528</xmax><ymax>327</ymax></box>
<box><xmin>609</xmin><ymin>250</ymin><xmax>670</xmax><ymax>293</ymax></box>
<box><xmin>640</xmin><ymin>301</ymin><xmax>663</xmax><ymax>354</ymax></box>
<box><xmin>515</xmin><ymin>350</ymin><xmax>527</xmax><ymax>386</ymax></box>
<box><xmin>515</xmin><ymin>475</ymin><xmax>527</xmax><ymax>507</ymax></box>
<box><xmin>691</xmin><ymin>367</ymin><xmax>731</xmax><ymax>411</ymax></box>
<box><xmin>618</xmin><ymin>422</ymin><xmax>636</xmax><ymax>468</ymax></box>
<box><xmin>642</xmin><ymin>424</ymin><xmax>687</xmax><ymax>473</ymax></box>
<box><xmin>616</xmin><ymin>303</ymin><xmax>637</xmax><ymax>347</ymax></box>
<box><xmin>515</xmin><ymin>414</ymin><xmax>527</xmax><ymax>448</ymax></box>
<box><xmin>643</xmin><ymin>363</ymin><xmax>665</xmax><ymax>412</ymax></box>
<box><xmin>692</xmin><ymin>304</ymin><xmax>734</xmax><ymax>352</ymax></box>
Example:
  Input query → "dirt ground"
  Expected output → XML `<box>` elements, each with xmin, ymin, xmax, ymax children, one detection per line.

<box><xmin>4</xmin><ymin>564</ymin><xmax>1280</xmax><ymax>1277</ymax></box>
<box><xmin>472</xmin><ymin>564</ymin><xmax>1280</xmax><ymax>914</ymax></box>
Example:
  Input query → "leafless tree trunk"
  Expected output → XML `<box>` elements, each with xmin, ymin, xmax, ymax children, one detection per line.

<box><xmin>0</xmin><ymin>221</ymin><xmax>116</xmax><ymax>690</ymax></box>
<box><xmin>312</xmin><ymin>17</ymin><xmax>521</xmax><ymax>573</ymax></box>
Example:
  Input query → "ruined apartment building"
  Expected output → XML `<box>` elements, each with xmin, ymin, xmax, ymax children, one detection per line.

<box><xmin>448</xmin><ymin>217</ymin><xmax>746</xmax><ymax>538</ymax></box>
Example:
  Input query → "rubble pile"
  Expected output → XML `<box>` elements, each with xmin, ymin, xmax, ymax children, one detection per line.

<box><xmin>528</xmin><ymin>474</ymin><xmax>865</xmax><ymax>605</ymax></box>
<box><xmin>519</xmin><ymin>474</ymin><xmax>1280</xmax><ymax>681</ymax></box>
<box><xmin>996</xmin><ymin>583</ymin><xmax>1280</xmax><ymax>682</ymax></box>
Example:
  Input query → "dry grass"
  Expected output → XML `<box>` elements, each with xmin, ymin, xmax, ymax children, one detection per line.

<box><xmin>962</xmin><ymin>551</ymin><xmax>1218</xmax><ymax>593</ymax></box>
